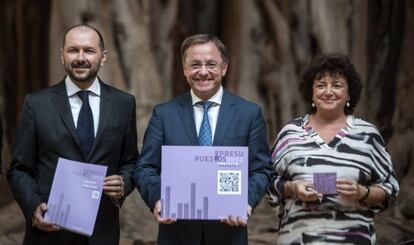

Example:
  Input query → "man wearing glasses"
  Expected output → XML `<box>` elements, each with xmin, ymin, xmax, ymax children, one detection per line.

<box><xmin>134</xmin><ymin>34</ymin><xmax>272</xmax><ymax>245</ymax></box>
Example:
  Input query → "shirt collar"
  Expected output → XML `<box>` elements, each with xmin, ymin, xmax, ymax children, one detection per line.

<box><xmin>191</xmin><ymin>86</ymin><xmax>223</xmax><ymax>106</ymax></box>
<box><xmin>345</xmin><ymin>115</ymin><xmax>355</xmax><ymax>128</ymax></box>
<box><xmin>65</xmin><ymin>76</ymin><xmax>101</xmax><ymax>97</ymax></box>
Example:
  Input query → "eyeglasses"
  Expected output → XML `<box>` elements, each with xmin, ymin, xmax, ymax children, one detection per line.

<box><xmin>185</xmin><ymin>61</ymin><xmax>224</xmax><ymax>71</ymax></box>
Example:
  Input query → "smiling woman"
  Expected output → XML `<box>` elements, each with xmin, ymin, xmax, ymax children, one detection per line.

<box><xmin>312</xmin><ymin>74</ymin><xmax>349</xmax><ymax>118</ymax></box>
<box><xmin>300</xmin><ymin>53</ymin><xmax>362</xmax><ymax>116</ymax></box>
<box><xmin>268</xmin><ymin>53</ymin><xmax>400</xmax><ymax>245</ymax></box>
<box><xmin>301</xmin><ymin>54</ymin><xmax>362</xmax><ymax>143</ymax></box>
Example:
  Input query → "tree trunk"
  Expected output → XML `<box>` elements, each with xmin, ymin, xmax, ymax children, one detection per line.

<box><xmin>387</xmin><ymin>0</ymin><xmax>414</xmax><ymax>221</ymax></box>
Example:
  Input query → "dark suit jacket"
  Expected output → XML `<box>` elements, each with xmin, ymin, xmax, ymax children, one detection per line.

<box><xmin>134</xmin><ymin>89</ymin><xmax>272</xmax><ymax>245</ymax></box>
<box><xmin>7</xmin><ymin>79</ymin><xmax>138</xmax><ymax>245</ymax></box>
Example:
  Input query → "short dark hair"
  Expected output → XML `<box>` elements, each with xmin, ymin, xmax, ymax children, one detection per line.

<box><xmin>299</xmin><ymin>53</ymin><xmax>363</xmax><ymax>115</ymax></box>
<box><xmin>62</xmin><ymin>24</ymin><xmax>105</xmax><ymax>51</ymax></box>
<box><xmin>181</xmin><ymin>34</ymin><xmax>228</xmax><ymax>64</ymax></box>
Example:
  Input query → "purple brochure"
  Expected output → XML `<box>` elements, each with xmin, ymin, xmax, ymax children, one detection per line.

<box><xmin>161</xmin><ymin>146</ymin><xmax>248</xmax><ymax>220</ymax></box>
<box><xmin>313</xmin><ymin>172</ymin><xmax>337</xmax><ymax>194</ymax></box>
<box><xmin>44</xmin><ymin>157</ymin><xmax>107</xmax><ymax>236</ymax></box>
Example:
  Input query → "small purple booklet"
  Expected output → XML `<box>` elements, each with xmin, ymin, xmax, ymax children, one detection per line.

<box><xmin>44</xmin><ymin>158</ymin><xmax>107</xmax><ymax>236</ymax></box>
<box><xmin>161</xmin><ymin>146</ymin><xmax>248</xmax><ymax>220</ymax></box>
<box><xmin>313</xmin><ymin>172</ymin><xmax>337</xmax><ymax>194</ymax></box>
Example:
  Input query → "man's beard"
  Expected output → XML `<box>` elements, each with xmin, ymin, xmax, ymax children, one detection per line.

<box><xmin>66</xmin><ymin>60</ymin><xmax>100</xmax><ymax>83</ymax></box>
<box><xmin>67</xmin><ymin>69</ymin><xmax>97</xmax><ymax>83</ymax></box>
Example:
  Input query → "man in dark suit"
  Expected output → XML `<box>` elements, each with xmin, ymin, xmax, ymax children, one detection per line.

<box><xmin>7</xmin><ymin>24</ymin><xmax>138</xmax><ymax>245</ymax></box>
<box><xmin>134</xmin><ymin>34</ymin><xmax>272</xmax><ymax>245</ymax></box>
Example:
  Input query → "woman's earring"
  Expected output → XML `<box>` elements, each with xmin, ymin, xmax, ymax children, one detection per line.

<box><xmin>312</xmin><ymin>102</ymin><xmax>315</xmax><ymax>108</ymax></box>
<box><xmin>346</xmin><ymin>102</ymin><xmax>350</xmax><ymax>107</ymax></box>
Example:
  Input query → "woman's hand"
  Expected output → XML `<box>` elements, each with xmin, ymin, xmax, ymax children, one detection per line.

<box><xmin>336</xmin><ymin>179</ymin><xmax>367</xmax><ymax>201</ymax></box>
<box><xmin>287</xmin><ymin>180</ymin><xmax>322</xmax><ymax>202</ymax></box>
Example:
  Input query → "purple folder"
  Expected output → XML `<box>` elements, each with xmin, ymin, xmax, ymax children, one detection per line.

<box><xmin>313</xmin><ymin>172</ymin><xmax>337</xmax><ymax>194</ymax></box>
<box><xmin>161</xmin><ymin>146</ymin><xmax>248</xmax><ymax>220</ymax></box>
<box><xmin>44</xmin><ymin>157</ymin><xmax>107</xmax><ymax>236</ymax></box>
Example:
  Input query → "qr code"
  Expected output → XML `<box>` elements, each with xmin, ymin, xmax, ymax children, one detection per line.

<box><xmin>217</xmin><ymin>170</ymin><xmax>242</xmax><ymax>195</ymax></box>
<box><xmin>92</xmin><ymin>190</ymin><xmax>100</xmax><ymax>199</ymax></box>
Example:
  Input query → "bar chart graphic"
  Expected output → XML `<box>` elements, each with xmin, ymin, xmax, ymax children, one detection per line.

<box><xmin>45</xmin><ymin>193</ymin><xmax>71</xmax><ymax>227</ymax></box>
<box><xmin>161</xmin><ymin>146</ymin><xmax>248</xmax><ymax>220</ymax></box>
<box><xmin>162</xmin><ymin>183</ymin><xmax>210</xmax><ymax>219</ymax></box>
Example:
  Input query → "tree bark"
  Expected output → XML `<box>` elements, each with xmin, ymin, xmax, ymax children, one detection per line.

<box><xmin>387</xmin><ymin>0</ymin><xmax>414</xmax><ymax>221</ymax></box>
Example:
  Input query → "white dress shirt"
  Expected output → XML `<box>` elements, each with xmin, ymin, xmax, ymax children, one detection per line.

<box><xmin>65</xmin><ymin>76</ymin><xmax>100</xmax><ymax>136</ymax></box>
<box><xmin>191</xmin><ymin>86</ymin><xmax>223</xmax><ymax>139</ymax></box>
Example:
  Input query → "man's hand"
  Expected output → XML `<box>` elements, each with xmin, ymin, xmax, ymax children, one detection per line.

<box><xmin>103</xmin><ymin>175</ymin><xmax>124</xmax><ymax>199</ymax></box>
<box><xmin>32</xmin><ymin>203</ymin><xmax>61</xmax><ymax>231</ymax></box>
<box><xmin>221</xmin><ymin>205</ymin><xmax>252</xmax><ymax>227</ymax></box>
<box><xmin>153</xmin><ymin>200</ymin><xmax>176</xmax><ymax>224</ymax></box>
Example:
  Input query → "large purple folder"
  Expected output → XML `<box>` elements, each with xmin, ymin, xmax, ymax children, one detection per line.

<box><xmin>161</xmin><ymin>146</ymin><xmax>248</xmax><ymax>220</ymax></box>
<box><xmin>44</xmin><ymin>158</ymin><xmax>107</xmax><ymax>236</ymax></box>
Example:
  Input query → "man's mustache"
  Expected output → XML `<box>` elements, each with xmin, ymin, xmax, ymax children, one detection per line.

<box><xmin>71</xmin><ymin>61</ymin><xmax>91</xmax><ymax>68</ymax></box>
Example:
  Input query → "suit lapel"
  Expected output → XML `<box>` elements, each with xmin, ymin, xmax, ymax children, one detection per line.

<box><xmin>213</xmin><ymin>90</ymin><xmax>235</xmax><ymax>145</ymax></box>
<box><xmin>50</xmin><ymin>80</ymin><xmax>82</xmax><ymax>149</ymax></box>
<box><xmin>88</xmin><ymin>80</ymin><xmax>111</xmax><ymax>159</ymax></box>
<box><xmin>178</xmin><ymin>92</ymin><xmax>199</xmax><ymax>145</ymax></box>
